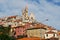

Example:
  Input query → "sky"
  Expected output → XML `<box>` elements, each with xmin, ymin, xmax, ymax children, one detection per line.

<box><xmin>0</xmin><ymin>0</ymin><xmax>60</xmax><ymax>30</ymax></box>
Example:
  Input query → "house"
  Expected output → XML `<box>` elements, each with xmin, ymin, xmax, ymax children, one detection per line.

<box><xmin>13</xmin><ymin>26</ymin><xmax>25</xmax><ymax>38</ymax></box>
<box><xmin>58</xmin><ymin>35</ymin><xmax>60</xmax><ymax>40</ymax></box>
<box><xmin>58</xmin><ymin>31</ymin><xmax>60</xmax><ymax>40</ymax></box>
<box><xmin>45</xmin><ymin>30</ymin><xmax>58</xmax><ymax>40</ymax></box>
<box><xmin>26</xmin><ymin>28</ymin><xmax>46</xmax><ymax>39</ymax></box>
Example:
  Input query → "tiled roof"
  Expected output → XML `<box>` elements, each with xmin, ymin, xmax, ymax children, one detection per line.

<box><xmin>17</xmin><ymin>37</ymin><xmax>45</xmax><ymax>40</ymax></box>
<box><xmin>8</xmin><ymin>16</ymin><xmax>16</xmax><ymax>18</ymax></box>
<box><xmin>45</xmin><ymin>31</ymin><xmax>56</xmax><ymax>34</ymax></box>
<box><xmin>58</xmin><ymin>31</ymin><xmax>60</xmax><ymax>35</ymax></box>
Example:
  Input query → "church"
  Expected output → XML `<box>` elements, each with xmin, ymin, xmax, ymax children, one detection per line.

<box><xmin>22</xmin><ymin>5</ymin><xmax>36</xmax><ymax>23</ymax></box>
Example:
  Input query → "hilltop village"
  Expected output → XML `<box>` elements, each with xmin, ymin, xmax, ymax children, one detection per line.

<box><xmin>0</xmin><ymin>6</ymin><xmax>60</xmax><ymax>40</ymax></box>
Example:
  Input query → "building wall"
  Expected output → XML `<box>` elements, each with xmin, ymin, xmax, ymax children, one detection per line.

<box><xmin>27</xmin><ymin>29</ymin><xmax>45</xmax><ymax>38</ymax></box>
<box><xmin>14</xmin><ymin>27</ymin><xmax>25</xmax><ymax>38</ymax></box>
<box><xmin>45</xmin><ymin>34</ymin><xmax>58</xmax><ymax>39</ymax></box>
<box><xmin>45</xmin><ymin>34</ymin><xmax>53</xmax><ymax>39</ymax></box>
<box><xmin>58</xmin><ymin>36</ymin><xmax>60</xmax><ymax>40</ymax></box>
<box><xmin>27</xmin><ymin>29</ymin><xmax>40</xmax><ymax>37</ymax></box>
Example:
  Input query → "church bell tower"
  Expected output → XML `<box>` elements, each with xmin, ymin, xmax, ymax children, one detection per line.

<box><xmin>22</xmin><ymin>5</ymin><xmax>29</xmax><ymax>22</ymax></box>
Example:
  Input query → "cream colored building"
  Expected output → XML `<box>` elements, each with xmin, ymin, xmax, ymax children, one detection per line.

<box><xmin>59</xmin><ymin>36</ymin><xmax>60</xmax><ymax>40</ymax></box>
<box><xmin>26</xmin><ymin>28</ymin><xmax>46</xmax><ymax>38</ymax></box>
<box><xmin>58</xmin><ymin>31</ymin><xmax>60</xmax><ymax>40</ymax></box>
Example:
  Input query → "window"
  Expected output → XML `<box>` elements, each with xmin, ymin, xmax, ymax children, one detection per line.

<box><xmin>46</xmin><ymin>34</ymin><xmax>48</xmax><ymax>37</ymax></box>
<box><xmin>31</xmin><ymin>17</ymin><xmax>33</xmax><ymax>20</ymax></box>
<box><xmin>54</xmin><ymin>34</ymin><xmax>55</xmax><ymax>37</ymax></box>
<box><xmin>47</xmin><ymin>39</ymin><xmax>50</xmax><ymax>40</ymax></box>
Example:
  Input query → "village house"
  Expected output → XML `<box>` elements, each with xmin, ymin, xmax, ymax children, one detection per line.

<box><xmin>59</xmin><ymin>34</ymin><xmax>60</xmax><ymax>40</ymax></box>
<box><xmin>14</xmin><ymin>26</ymin><xmax>25</xmax><ymax>38</ymax></box>
<box><xmin>26</xmin><ymin>27</ymin><xmax>46</xmax><ymax>39</ymax></box>
<box><xmin>45</xmin><ymin>30</ymin><xmax>58</xmax><ymax>40</ymax></box>
<box><xmin>58</xmin><ymin>31</ymin><xmax>60</xmax><ymax>40</ymax></box>
<box><xmin>12</xmin><ymin>22</ymin><xmax>31</xmax><ymax>38</ymax></box>
<box><xmin>45</xmin><ymin>31</ymin><xmax>58</xmax><ymax>39</ymax></box>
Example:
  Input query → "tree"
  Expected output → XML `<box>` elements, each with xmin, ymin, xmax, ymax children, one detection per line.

<box><xmin>0</xmin><ymin>25</ymin><xmax>16</xmax><ymax>40</ymax></box>
<box><xmin>0</xmin><ymin>34</ymin><xmax>16</xmax><ymax>40</ymax></box>
<box><xmin>0</xmin><ymin>25</ymin><xmax>11</xmax><ymax>35</ymax></box>
<box><xmin>0</xmin><ymin>25</ymin><xmax>4</xmax><ymax>33</ymax></box>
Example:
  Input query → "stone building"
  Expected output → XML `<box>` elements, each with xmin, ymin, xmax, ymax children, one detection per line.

<box><xmin>26</xmin><ymin>28</ymin><xmax>46</xmax><ymax>39</ymax></box>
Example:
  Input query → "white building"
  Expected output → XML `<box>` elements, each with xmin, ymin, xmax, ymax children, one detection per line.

<box><xmin>45</xmin><ymin>30</ymin><xmax>58</xmax><ymax>39</ymax></box>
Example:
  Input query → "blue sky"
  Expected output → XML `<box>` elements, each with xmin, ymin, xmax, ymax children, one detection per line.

<box><xmin>0</xmin><ymin>0</ymin><xmax>60</xmax><ymax>30</ymax></box>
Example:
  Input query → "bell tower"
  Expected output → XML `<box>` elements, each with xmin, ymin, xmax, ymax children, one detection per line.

<box><xmin>22</xmin><ymin>5</ymin><xmax>29</xmax><ymax>19</ymax></box>
<box><xmin>22</xmin><ymin>5</ymin><xmax>29</xmax><ymax>22</ymax></box>
<box><xmin>29</xmin><ymin>12</ymin><xmax>35</xmax><ymax>23</ymax></box>
<box><xmin>29</xmin><ymin>12</ymin><xmax>35</xmax><ymax>20</ymax></box>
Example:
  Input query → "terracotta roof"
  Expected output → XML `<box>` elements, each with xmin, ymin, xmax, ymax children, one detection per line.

<box><xmin>25</xmin><ymin>22</ymin><xmax>55</xmax><ymax>30</ymax></box>
<box><xmin>17</xmin><ymin>37</ymin><xmax>45</xmax><ymax>40</ymax></box>
<box><xmin>8</xmin><ymin>16</ymin><xmax>16</xmax><ymax>18</ymax></box>
<box><xmin>45</xmin><ymin>31</ymin><xmax>56</xmax><ymax>34</ymax></box>
<box><xmin>27</xmin><ymin>27</ymin><xmax>46</xmax><ymax>30</ymax></box>
<box><xmin>58</xmin><ymin>32</ymin><xmax>60</xmax><ymax>35</ymax></box>
<box><xmin>14</xmin><ymin>19</ymin><xmax>22</xmax><ymax>22</ymax></box>
<box><xmin>59</xmin><ymin>33</ymin><xmax>60</xmax><ymax>35</ymax></box>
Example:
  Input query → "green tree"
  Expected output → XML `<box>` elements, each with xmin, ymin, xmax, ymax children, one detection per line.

<box><xmin>0</xmin><ymin>25</ymin><xmax>16</xmax><ymax>40</ymax></box>
<box><xmin>0</xmin><ymin>25</ymin><xmax>11</xmax><ymax>35</ymax></box>
<box><xmin>0</xmin><ymin>34</ymin><xmax>16</xmax><ymax>40</ymax></box>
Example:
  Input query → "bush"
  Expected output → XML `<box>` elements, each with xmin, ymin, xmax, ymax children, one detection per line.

<box><xmin>17</xmin><ymin>35</ymin><xmax>27</xmax><ymax>39</ymax></box>
<box><xmin>0</xmin><ymin>34</ymin><xmax>16</xmax><ymax>40</ymax></box>
<box><xmin>0</xmin><ymin>25</ymin><xmax>11</xmax><ymax>35</ymax></box>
